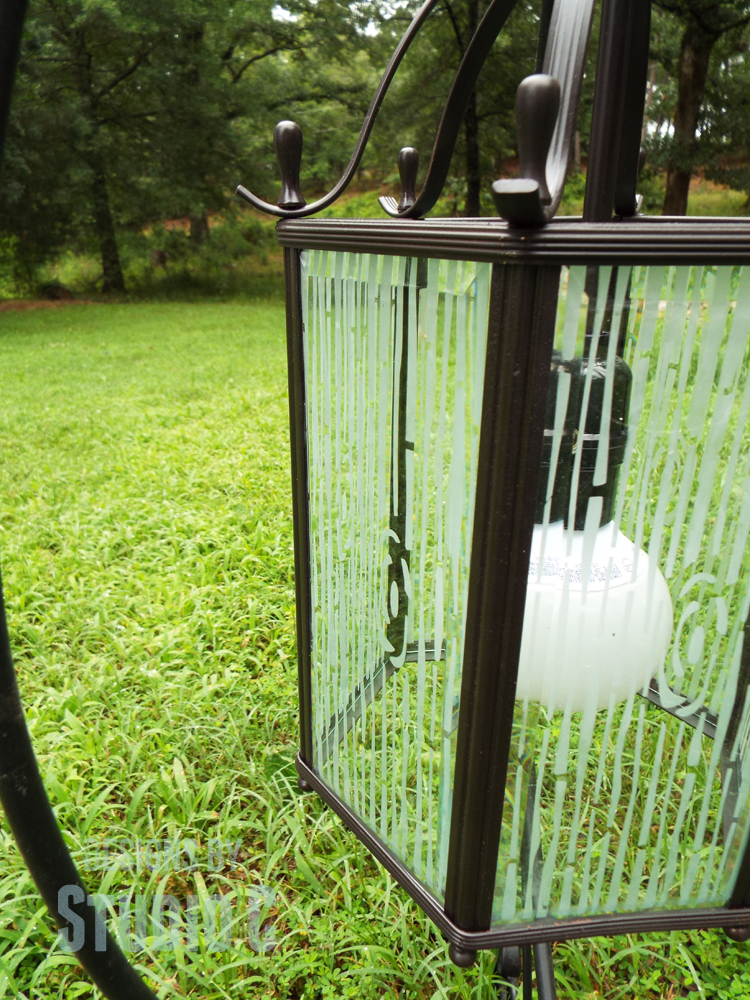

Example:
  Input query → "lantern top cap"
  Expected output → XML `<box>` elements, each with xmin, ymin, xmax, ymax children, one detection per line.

<box><xmin>276</xmin><ymin>214</ymin><xmax>750</xmax><ymax>265</ymax></box>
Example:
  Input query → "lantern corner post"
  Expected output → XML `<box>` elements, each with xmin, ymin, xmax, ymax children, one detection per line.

<box><xmin>443</xmin><ymin>261</ymin><xmax>562</xmax><ymax>949</ymax></box>
<box><xmin>283</xmin><ymin>246</ymin><xmax>314</xmax><ymax>776</ymax></box>
<box><xmin>727</xmin><ymin>818</ymin><xmax>750</xmax><ymax>918</ymax></box>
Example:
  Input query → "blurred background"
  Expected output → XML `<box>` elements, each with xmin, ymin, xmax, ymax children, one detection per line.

<box><xmin>2</xmin><ymin>0</ymin><xmax>749</xmax><ymax>303</ymax></box>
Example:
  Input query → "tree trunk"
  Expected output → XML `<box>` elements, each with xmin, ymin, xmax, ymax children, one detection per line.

<box><xmin>463</xmin><ymin>0</ymin><xmax>481</xmax><ymax>217</ymax></box>
<box><xmin>90</xmin><ymin>152</ymin><xmax>125</xmax><ymax>293</ymax></box>
<box><xmin>662</xmin><ymin>22</ymin><xmax>717</xmax><ymax>216</ymax></box>
<box><xmin>190</xmin><ymin>212</ymin><xmax>210</xmax><ymax>244</ymax></box>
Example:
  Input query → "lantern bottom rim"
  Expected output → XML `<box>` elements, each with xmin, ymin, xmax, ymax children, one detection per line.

<box><xmin>294</xmin><ymin>753</ymin><xmax>750</xmax><ymax>955</ymax></box>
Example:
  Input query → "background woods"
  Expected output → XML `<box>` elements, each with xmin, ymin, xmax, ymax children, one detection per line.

<box><xmin>2</xmin><ymin>0</ymin><xmax>750</xmax><ymax>294</ymax></box>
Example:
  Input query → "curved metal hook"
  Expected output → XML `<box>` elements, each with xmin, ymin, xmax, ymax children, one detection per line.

<box><xmin>492</xmin><ymin>0</ymin><xmax>596</xmax><ymax>225</ymax></box>
<box><xmin>379</xmin><ymin>0</ymin><xmax>522</xmax><ymax>219</ymax></box>
<box><xmin>235</xmin><ymin>0</ymin><xmax>440</xmax><ymax>219</ymax></box>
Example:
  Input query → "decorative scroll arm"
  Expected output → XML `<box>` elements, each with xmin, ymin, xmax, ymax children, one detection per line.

<box><xmin>379</xmin><ymin>0</ymin><xmax>522</xmax><ymax>219</ymax></box>
<box><xmin>235</xmin><ymin>0</ymin><xmax>439</xmax><ymax>219</ymax></box>
<box><xmin>492</xmin><ymin>0</ymin><xmax>597</xmax><ymax>226</ymax></box>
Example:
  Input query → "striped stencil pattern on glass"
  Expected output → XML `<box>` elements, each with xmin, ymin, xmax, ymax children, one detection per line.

<box><xmin>301</xmin><ymin>250</ymin><xmax>490</xmax><ymax>897</ymax></box>
<box><xmin>494</xmin><ymin>264</ymin><xmax>750</xmax><ymax>924</ymax></box>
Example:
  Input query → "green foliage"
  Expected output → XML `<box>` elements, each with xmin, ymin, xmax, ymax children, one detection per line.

<box><xmin>0</xmin><ymin>300</ymin><xmax>746</xmax><ymax>997</ymax></box>
<box><xmin>4</xmin><ymin>0</ymin><xmax>750</xmax><ymax>289</ymax></box>
<box><xmin>645</xmin><ymin>2</ymin><xmax>750</xmax><ymax>210</ymax></box>
<box><xmin>1</xmin><ymin>0</ymin><xmax>378</xmax><ymax>291</ymax></box>
<box><xmin>28</xmin><ymin>211</ymin><xmax>281</xmax><ymax>300</ymax></box>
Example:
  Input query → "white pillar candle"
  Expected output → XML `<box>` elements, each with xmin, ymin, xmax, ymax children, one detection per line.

<box><xmin>517</xmin><ymin>520</ymin><xmax>673</xmax><ymax>712</ymax></box>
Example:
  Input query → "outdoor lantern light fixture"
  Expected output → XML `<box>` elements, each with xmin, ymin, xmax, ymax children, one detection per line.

<box><xmin>1</xmin><ymin>0</ymin><xmax>750</xmax><ymax>996</ymax></box>
<box><xmin>237</xmin><ymin>0</ymin><xmax>750</xmax><ymax>989</ymax></box>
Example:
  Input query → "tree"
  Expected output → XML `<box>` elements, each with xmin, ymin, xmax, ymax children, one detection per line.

<box><xmin>653</xmin><ymin>0</ymin><xmax>750</xmax><ymax>214</ymax></box>
<box><xmin>2</xmin><ymin>0</ymin><xmax>363</xmax><ymax>291</ymax></box>
<box><xmin>701</xmin><ymin>42</ymin><xmax>750</xmax><ymax>199</ymax></box>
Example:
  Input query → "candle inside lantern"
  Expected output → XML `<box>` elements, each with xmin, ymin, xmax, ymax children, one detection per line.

<box><xmin>516</xmin><ymin>329</ymin><xmax>674</xmax><ymax>712</ymax></box>
<box><xmin>518</xmin><ymin>519</ymin><xmax>673</xmax><ymax>711</ymax></box>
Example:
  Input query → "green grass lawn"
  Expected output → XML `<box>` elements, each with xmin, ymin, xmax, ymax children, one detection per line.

<box><xmin>0</xmin><ymin>300</ymin><xmax>747</xmax><ymax>999</ymax></box>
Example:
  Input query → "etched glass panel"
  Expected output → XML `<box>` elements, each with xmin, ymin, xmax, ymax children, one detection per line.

<box><xmin>494</xmin><ymin>264</ymin><xmax>750</xmax><ymax>924</ymax></box>
<box><xmin>302</xmin><ymin>250</ymin><xmax>490</xmax><ymax>897</ymax></box>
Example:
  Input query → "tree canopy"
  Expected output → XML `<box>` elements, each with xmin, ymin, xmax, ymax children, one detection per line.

<box><xmin>2</xmin><ymin>0</ymin><xmax>750</xmax><ymax>293</ymax></box>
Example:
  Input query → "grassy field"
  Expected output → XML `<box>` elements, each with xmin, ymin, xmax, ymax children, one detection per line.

<box><xmin>0</xmin><ymin>299</ymin><xmax>747</xmax><ymax>999</ymax></box>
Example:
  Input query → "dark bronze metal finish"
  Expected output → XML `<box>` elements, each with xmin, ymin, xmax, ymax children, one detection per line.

<box><xmin>449</xmin><ymin>944</ymin><xmax>478</xmax><ymax>967</ymax></box>
<box><xmin>613</xmin><ymin>0</ymin><xmax>651</xmax><ymax>216</ymax></box>
<box><xmin>523</xmin><ymin>946</ymin><xmax>533</xmax><ymax>1000</ymax></box>
<box><xmin>275</xmin><ymin>121</ymin><xmax>306</xmax><ymax>210</ymax></box>
<box><xmin>397</xmin><ymin>147</ymin><xmax>419</xmax><ymax>213</ymax></box>
<box><xmin>284</xmin><ymin>247</ymin><xmax>313</xmax><ymax>765</ymax></box>
<box><xmin>378</xmin><ymin>0</ymin><xmax>521</xmax><ymax>218</ymax></box>
<box><xmin>493</xmin><ymin>0</ymin><xmax>597</xmax><ymax>226</ymax></box>
<box><xmin>444</xmin><ymin>264</ymin><xmax>560</xmax><ymax>931</ymax></box>
<box><xmin>237</xmin><ymin>0</ymin><xmax>639</xmax><ymax>230</ymax></box>
<box><xmin>583</xmin><ymin>0</ymin><xmax>634</xmax><ymax>221</ymax></box>
<box><xmin>276</xmin><ymin>216</ymin><xmax>750</xmax><ymax>265</ymax></box>
<box><xmin>533</xmin><ymin>943</ymin><xmax>558</xmax><ymax>1000</ymax></box>
<box><xmin>516</xmin><ymin>76</ymin><xmax>560</xmax><ymax>204</ymax></box>
<box><xmin>491</xmin><ymin>179</ymin><xmax>549</xmax><ymax>227</ymax></box>
<box><xmin>0</xmin><ymin>569</ymin><xmax>158</xmax><ymax>1000</ymax></box>
<box><xmin>0</xmin><ymin>0</ymin><xmax>28</xmax><ymax>170</ymax></box>
<box><xmin>492</xmin><ymin>75</ymin><xmax>560</xmax><ymax>226</ymax></box>
<box><xmin>728</xmin><ymin>815</ymin><xmax>750</xmax><ymax>910</ymax></box>
<box><xmin>644</xmin><ymin>679</ymin><xmax>719</xmax><ymax>740</ymax></box>
<box><xmin>296</xmin><ymin>752</ymin><xmax>750</xmax><ymax>950</ymax></box>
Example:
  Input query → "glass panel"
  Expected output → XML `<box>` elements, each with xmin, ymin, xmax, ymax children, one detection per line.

<box><xmin>301</xmin><ymin>250</ymin><xmax>491</xmax><ymax>898</ymax></box>
<box><xmin>494</xmin><ymin>264</ymin><xmax>750</xmax><ymax>924</ymax></box>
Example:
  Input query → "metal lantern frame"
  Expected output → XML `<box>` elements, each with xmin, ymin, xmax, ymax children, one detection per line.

<box><xmin>238</xmin><ymin>0</ymin><xmax>750</xmax><ymax>974</ymax></box>
<box><xmin>281</xmin><ymin>218</ymin><xmax>750</xmax><ymax>960</ymax></box>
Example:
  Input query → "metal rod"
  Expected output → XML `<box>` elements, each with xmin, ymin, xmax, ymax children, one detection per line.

<box><xmin>641</xmin><ymin>680</ymin><xmax>718</xmax><ymax>740</ymax></box>
<box><xmin>533</xmin><ymin>943</ymin><xmax>558</xmax><ymax>1000</ymax></box>
<box><xmin>729</xmin><ymin>841</ymin><xmax>750</xmax><ymax>911</ymax></box>
<box><xmin>583</xmin><ymin>0</ymin><xmax>635</xmax><ymax>221</ymax></box>
<box><xmin>494</xmin><ymin>945</ymin><xmax>521</xmax><ymax>999</ymax></box>
<box><xmin>0</xmin><ymin>0</ymin><xmax>27</xmax><ymax>171</ymax></box>
<box><xmin>387</xmin><ymin>259</ymin><xmax>413</xmax><ymax>662</ymax></box>
<box><xmin>284</xmin><ymin>247</ymin><xmax>314</xmax><ymax>770</ymax></box>
<box><xmin>317</xmin><ymin>642</ymin><xmax>445</xmax><ymax>764</ymax></box>
<box><xmin>613</xmin><ymin>0</ymin><xmax>651</xmax><ymax>216</ymax></box>
<box><xmin>522</xmin><ymin>945</ymin><xmax>533</xmax><ymax>1000</ymax></box>
<box><xmin>727</xmin><ymin>619</ymin><xmax>750</xmax><ymax>910</ymax></box>
<box><xmin>0</xmin><ymin>570</ymin><xmax>158</xmax><ymax>998</ymax></box>
<box><xmin>444</xmin><ymin>264</ymin><xmax>561</xmax><ymax>939</ymax></box>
